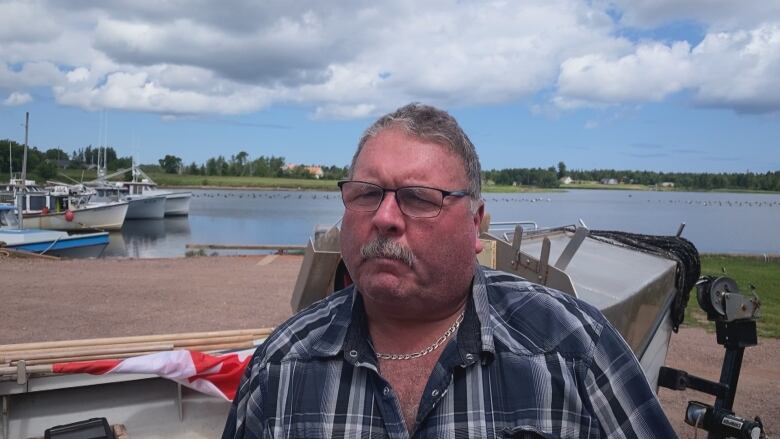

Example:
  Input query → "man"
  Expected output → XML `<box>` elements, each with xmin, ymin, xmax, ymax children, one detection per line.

<box><xmin>223</xmin><ymin>103</ymin><xmax>675</xmax><ymax>438</ymax></box>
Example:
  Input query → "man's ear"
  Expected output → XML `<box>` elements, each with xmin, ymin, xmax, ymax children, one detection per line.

<box><xmin>473</xmin><ymin>201</ymin><xmax>486</xmax><ymax>254</ymax></box>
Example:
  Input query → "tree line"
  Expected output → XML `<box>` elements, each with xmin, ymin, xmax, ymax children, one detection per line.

<box><xmin>2</xmin><ymin>140</ymin><xmax>778</xmax><ymax>191</ymax></box>
<box><xmin>157</xmin><ymin>151</ymin><xmax>349</xmax><ymax>180</ymax></box>
<box><xmin>484</xmin><ymin>161</ymin><xmax>780</xmax><ymax>191</ymax></box>
<box><xmin>1</xmin><ymin>139</ymin><xmax>131</xmax><ymax>180</ymax></box>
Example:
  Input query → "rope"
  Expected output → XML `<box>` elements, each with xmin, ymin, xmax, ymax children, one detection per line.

<box><xmin>40</xmin><ymin>234</ymin><xmax>63</xmax><ymax>255</ymax></box>
<box><xmin>587</xmin><ymin>229</ymin><xmax>701</xmax><ymax>332</ymax></box>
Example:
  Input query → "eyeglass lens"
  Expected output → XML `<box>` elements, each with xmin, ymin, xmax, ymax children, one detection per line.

<box><xmin>340</xmin><ymin>182</ymin><xmax>444</xmax><ymax>217</ymax></box>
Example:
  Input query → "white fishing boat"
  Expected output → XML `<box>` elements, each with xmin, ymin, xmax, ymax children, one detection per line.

<box><xmin>89</xmin><ymin>183</ymin><xmax>167</xmax><ymax>220</ymax></box>
<box><xmin>83</xmin><ymin>157</ymin><xmax>190</xmax><ymax>218</ymax></box>
<box><xmin>123</xmin><ymin>180</ymin><xmax>190</xmax><ymax>217</ymax></box>
<box><xmin>0</xmin><ymin>180</ymin><xmax>128</xmax><ymax>231</ymax></box>
<box><xmin>0</xmin><ymin>204</ymin><xmax>109</xmax><ymax>258</ymax></box>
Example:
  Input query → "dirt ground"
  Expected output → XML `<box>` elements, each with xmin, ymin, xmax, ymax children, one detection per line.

<box><xmin>1</xmin><ymin>255</ymin><xmax>777</xmax><ymax>436</ymax></box>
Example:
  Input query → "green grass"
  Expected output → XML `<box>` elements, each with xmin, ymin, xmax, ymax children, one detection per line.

<box><xmin>148</xmin><ymin>173</ymin><xmax>340</xmax><ymax>190</ymax></box>
<box><xmin>684</xmin><ymin>254</ymin><xmax>780</xmax><ymax>338</ymax></box>
<box><xmin>564</xmin><ymin>181</ymin><xmax>658</xmax><ymax>191</ymax></box>
<box><xmin>51</xmin><ymin>170</ymin><xmax>341</xmax><ymax>191</ymax></box>
<box><xmin>482</xmin><ymin>184</ymin><xmax>562</xmax><ymax>193</ymax></box>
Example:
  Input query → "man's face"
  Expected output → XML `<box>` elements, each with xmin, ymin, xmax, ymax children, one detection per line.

<box><xmin>340</xmin><ymin>128</ymin><xmax>484</xmax><ymax>316</ymax></box>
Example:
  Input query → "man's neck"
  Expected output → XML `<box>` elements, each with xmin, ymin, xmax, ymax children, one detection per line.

<box><xmin>362</xmin><ymin>295</ymin><xmax>468</xmax><ymax>356</ymax></box>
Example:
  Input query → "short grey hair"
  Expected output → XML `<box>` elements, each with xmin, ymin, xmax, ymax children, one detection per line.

<box><xmin>349</xmin><ymin>103</ymin><xmax>482</xmax><ymax>201</ymax></box>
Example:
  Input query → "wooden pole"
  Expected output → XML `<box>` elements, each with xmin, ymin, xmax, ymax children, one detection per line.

<box><xmin>186</xmin><ymin>243</ymin><xmax>305</xmax><ymax>251</ymax></box>
<box><xmin>1</xmin><ymin>343</ymin><xmax>174</xmax><ymax>363</ymax></box>
<box><xmin>0</xmin><ymin>328</ymin><xmax>274</xmax><ymax>352</ymax></box>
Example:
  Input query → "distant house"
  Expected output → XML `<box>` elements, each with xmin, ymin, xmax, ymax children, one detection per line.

<box><xmin>660</xmin><ymin>182</ymin><xmax>675</xmax><ymax>188</ymax></box>
<box><xmin>285</xmin><ymin>163</ymin><xmax>324</xmax><ymax>179</ymax></box>
<box><xmin>305</xmin><ymin>166</ymin><xmax>324</xmax><ymax>179</ymax></box>
<box><xmin>600</xmin><ymin>178</ymin><xmax>619</xmax><ymax>185</ymax></box>
<box><xmin>559</xmin><ymin>176</ymin><xmax>573</xmax><ymax>185</ymax></box>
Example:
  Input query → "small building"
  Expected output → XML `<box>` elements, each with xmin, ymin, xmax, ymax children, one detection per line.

<box><xmin>559</xmin><ymin>176</ymin><xmax>573</xmax><ymax>185</ymax></box>
<box><xmin>285</xmin><ymin>163</ymin><xmax>324</xmax><ymax>179</ymax></box>
<box><xmin>600</xmin><ymin>178</ymin><xmax>619</xmax><ymax>185</ymax></box>
<box><xmin>305</xmin><ymin>166</ymin><xmax>324</xmax><ymax>179</ymax></box>
<box><xmin>660</xmin><ymin>182</ymin><xmax>675</xmax><ymax>188</ymax></box>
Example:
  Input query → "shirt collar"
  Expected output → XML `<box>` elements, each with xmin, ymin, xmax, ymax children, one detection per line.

<box><xmin>310</xmin><ymin>264</ymin><xmax>496</xmax><ymax>364</ymax></box>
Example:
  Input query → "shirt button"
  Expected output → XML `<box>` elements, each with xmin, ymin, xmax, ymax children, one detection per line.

<box><xmin>383</xmin><ymin>386</ymin><xmax>390</xmax><ymax>396</ymax></box>
<box><xmin>431</xmin><ymin>389</ymin><xmax>440</xmax><ymax>398</ymax></box>
<box><xmin>349</xmin><ymin>350</ymin><xmax>358</xmax><ymax>358</ymax></box>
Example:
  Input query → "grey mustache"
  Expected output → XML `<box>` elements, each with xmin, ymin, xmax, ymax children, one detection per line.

<box><xmin>360</xmin><ymin>237</ymin><xmax>415</xmax><ymax>268</ymax></box>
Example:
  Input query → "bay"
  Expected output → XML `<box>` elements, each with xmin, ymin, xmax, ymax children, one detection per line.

<box><xmin>104</xmin><ymin>188</ymin><xmax>780</xmax><ymax>258</ymax></box>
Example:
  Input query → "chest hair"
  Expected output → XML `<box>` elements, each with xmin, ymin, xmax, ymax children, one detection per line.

<box><xmin>379</xmin><ymin>354</ymin><xmax>440</xmax><ymax>434</ymax></box>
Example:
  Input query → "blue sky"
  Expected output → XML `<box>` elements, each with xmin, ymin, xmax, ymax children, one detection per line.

<box><xmin>1</xmin><ymin>0</ymin><xmax>778</xmax><ymax>173</ymax></box>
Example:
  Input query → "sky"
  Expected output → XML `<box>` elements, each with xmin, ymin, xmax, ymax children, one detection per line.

<box><xmin>1</xmin><ymin>0</ymin><xmax>779</xmax><ymax>173</ymax></box>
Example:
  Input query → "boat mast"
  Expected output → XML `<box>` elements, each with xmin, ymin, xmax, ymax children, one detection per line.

<box><xmin>17</xmin><ymin>112</ymin><xmax>29</xmax><ymax>228</ymax></box>
<box><xmin>7</xmin><ymin>139</ymin><xmax>11</xmax><ymax>177</ymax></box>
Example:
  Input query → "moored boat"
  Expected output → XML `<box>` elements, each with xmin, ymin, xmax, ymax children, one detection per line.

<box><xmin>0</xmin><ymin>205</ymin><xmax>109</xmax><ymax>258</ymax></box>
<box><xmin>121</xmin><ymin>181</ymin><xmax>191</xmax><ymax>217</ymax></box>
<box><xmin>1</xmin><ymin>180</ymin><xmax>129</xmax><ymax>231</ymax></box>
<box><xmin>124</xmin><ymin>194</ymin><xmax>168</xmax><ymax>219</ymax></box>
<box><xmin>21</xmin><ymin>200</ymin><xmax>129</xmax><ymax>231</ymax></box>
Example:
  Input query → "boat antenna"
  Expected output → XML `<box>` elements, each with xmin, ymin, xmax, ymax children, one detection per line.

<box><xmin>17</xmin><ymin>112</ymin><xmax>29</xmax><ymax>229</ymax></box>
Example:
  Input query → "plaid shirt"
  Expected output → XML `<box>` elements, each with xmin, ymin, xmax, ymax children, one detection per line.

<box><xmin>223</xmin><ymin>265</ymin><xmax>675</xmax><ymax>438</ymax></box>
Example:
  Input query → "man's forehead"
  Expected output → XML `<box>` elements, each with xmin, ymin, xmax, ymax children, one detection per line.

<box><xmin>353</xmin><ymin>134</ymin><xmax>466</xmax><ymax>183</ymax></box>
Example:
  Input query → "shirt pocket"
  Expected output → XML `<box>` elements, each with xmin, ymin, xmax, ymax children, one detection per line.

<box><xmin>501</xmin><ymin>425</ymin><xmax>561</xmax><ymax>439</ymax></box>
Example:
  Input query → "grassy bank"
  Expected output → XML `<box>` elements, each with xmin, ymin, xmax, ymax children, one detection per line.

<box><xmin>4</xmin><ymin>171</ymin><xmax>776</xmax><ymax>194</ymax></box>
<box><xmin>45</xmin><ymin>171</ymin><xmax>561</xmax><ymax>192</ymax></box>
<box><xmin>686</xmin><ymin>254</ymin><xmax>780</xmax><ymax>338</ymax></box>
<box><xmin>564</xmin><ymin>182</ymin><xmax>655</xmax><ymax>191</ymax></box>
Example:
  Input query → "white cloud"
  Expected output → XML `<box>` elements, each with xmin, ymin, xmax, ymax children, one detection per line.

<box><xmin>553</xmin><ymin>24</ymin><xmax>780</xmax><ymax>113</ymax></box>
<box><xmin>0</xmin><ymin>0</ymin><xmax>778</xmax><ymax>117</ymax></box>
<box><xmin>556</xmin><ymin>41</ymin><xmax>693</xmax><ymax>105</ymax></box>
<box><xmin>3</xmin><ymin>91</ymin><xmax>32</xmax><ymax>106</ymax></box>
<box><xmin>690</xmin><ymin>24</ymin><xmax>780</xmax><ymax>113</ymax></box>
<box><xmin>0</xmin><ymin>61</ymin><xmax>64</xmax><ymax>89</ymax></box>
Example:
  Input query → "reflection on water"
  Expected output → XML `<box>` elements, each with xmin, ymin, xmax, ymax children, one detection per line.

<box><xmin>103</xmin><ymin>188</ymin><xmax>780</xmax><ymax>258</ymax></box>
<box><xmin>105</xmin><ymin>217</ymin><xmax>192</xmax><ymax>258</ymax></box>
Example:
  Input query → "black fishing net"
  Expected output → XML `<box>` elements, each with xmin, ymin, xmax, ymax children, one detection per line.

<box><xmin>587</xmin><ymin>229</ymin><xmax>701</xmax><ymax>333</ymax></box>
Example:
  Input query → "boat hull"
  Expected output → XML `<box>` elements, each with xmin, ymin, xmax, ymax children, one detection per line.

<box><xmin>1</xmin><ymin>229</ymin><xmax>109</xmax><ymax>258</ymax></box>
<box><xmin>125</xmin><ymin>195</ymin><xmax>167</xmax><ymax>220</ymax></box>
<box><xmin>163</xmin><ymin>192</ymin><xmax>191</xmax><ymax>216</ymax></box>
<box><xmin>1</xmin><ymin>376</ymin><xmax>228</xmax><ymax>439</ymax></box>
<box><xmin>23</xmin><ymin>202</ymin><xmax>128</xmax><ymax>231</ymax></box>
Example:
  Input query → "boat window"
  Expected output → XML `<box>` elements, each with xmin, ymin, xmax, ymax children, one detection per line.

<box><xmin>0</xmin><ymin>209</ymin><xmax>20</xmax><ymax>227</ymax></box>
<box><xmin>28</xmin><ymin>195</ymin><xmax>46</xmax><ymax>211</ymax></box>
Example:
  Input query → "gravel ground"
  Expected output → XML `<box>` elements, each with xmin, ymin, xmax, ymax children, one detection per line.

<box><xmin>1</xmin><ymin>255</ymin><xmax>777</xmax><ymax>436</ymax></box>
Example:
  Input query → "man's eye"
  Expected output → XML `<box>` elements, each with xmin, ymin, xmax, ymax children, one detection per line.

<box><xmin>351</xmin><ymin>188</ymin><xmax>381</xmax><ymax>203</ymax></box>
<box><xmin>402</xmin><ymin>189</ymin><xmax>439</xmax><ymax>206</ymax></box>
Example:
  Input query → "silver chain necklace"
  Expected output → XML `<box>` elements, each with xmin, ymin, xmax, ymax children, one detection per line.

<box><xmin>374</xmin><ymin>310</ymin><xmax>465</xmax><ymax>361</ymax></box>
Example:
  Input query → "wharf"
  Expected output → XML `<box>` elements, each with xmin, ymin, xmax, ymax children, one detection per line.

<box><xmin>0</xmin><ymin>255</ymin><xmax>301</xmax><ymax>344</ymax></box>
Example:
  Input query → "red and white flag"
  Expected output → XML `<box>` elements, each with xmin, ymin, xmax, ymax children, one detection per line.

<box><xmin>52</xmin><ymin>349</ymin><xmax>256</xmax><ymax>401</ymax></box>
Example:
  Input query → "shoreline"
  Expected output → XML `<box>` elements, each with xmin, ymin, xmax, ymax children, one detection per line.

<box><xmin>157</xmin><ymin>183</ymin><xmax>780</xmax><ymax>195</ymax></box>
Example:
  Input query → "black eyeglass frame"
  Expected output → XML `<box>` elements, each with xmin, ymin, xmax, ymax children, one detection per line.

<box><xmin>337</xmin><ymin>180</ymin><xmax>471</xmax><ymax>218</ymax></box>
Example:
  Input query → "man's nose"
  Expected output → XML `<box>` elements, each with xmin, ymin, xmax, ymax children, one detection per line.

<box><xmin>371</xmin><ymin>191</ymin><xmax>405</xmax><ymax>234</ymax></box>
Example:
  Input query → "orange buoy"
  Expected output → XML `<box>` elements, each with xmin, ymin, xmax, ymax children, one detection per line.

<box><xmin>64</xmin><ymin>210</ymin><xmax>75</xmax><ymax>222</ymax></box>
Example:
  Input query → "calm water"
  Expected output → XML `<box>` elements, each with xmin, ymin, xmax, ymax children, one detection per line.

<box><xmin>104</xmin><ymin>188</ymin><xmax>780</xmax><ymax>258</ymax></box>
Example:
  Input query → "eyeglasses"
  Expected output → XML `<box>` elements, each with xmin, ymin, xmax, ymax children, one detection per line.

<box><xmin>338</xmin><ymin>180</ymin><xmax>470</xmax><ymax>218</ymax></box>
